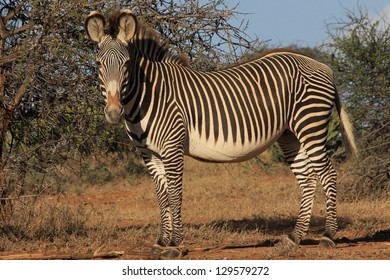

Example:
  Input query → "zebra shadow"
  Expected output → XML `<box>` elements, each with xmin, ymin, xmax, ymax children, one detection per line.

<box><xmin>204</xmin><ymin>215</ymin><xmax>353</xmax><ymax>246</ymax></box>
<box><xmin>209</xmin><ymin>215</ymin><xmax>352</xmax><ymax>233</ymax></box>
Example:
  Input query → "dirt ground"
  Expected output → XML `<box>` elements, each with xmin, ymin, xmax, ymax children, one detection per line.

<box><xmin>69</xmin><ymin>190</ymin><xmax>390</xmax><ymax>260</ymax></box>
<box><xmin>1</xmin><ymin>158</ymin><xmax>389</xmax><ymax>260</ymax></box>
<box><xmin>47</xmin><ymin>188</ymin><xmax>390</xmax><ymax>260</ymax></box>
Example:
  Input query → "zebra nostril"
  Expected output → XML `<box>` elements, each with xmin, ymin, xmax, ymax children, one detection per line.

<box><xmin>104</xmin><ymin>104</ymin><xmax>124</xmax><ymax>124</ymax></box>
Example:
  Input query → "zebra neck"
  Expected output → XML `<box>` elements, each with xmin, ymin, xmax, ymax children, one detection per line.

<box><xmin>124</xmin><ymin>57</ymin><xmax>168</xmax><ymax>124</ymax></box>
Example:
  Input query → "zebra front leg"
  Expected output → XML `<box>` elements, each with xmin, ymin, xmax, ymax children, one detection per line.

<box><xmin>163</xmin><ymin>146</ymin><xmax>185</xmax><ymax>247</ymax></box>
<box><xmin>165</xmin><ymin>180</ymin><xmax>183</xmax><ymax>247</ymax></box>
<box><xmin>142</xmin><ymin>153</ymin><xmax>173</xmax><ymax>246</ymax></box>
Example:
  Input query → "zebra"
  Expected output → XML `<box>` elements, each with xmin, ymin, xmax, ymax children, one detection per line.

<box><xmin>85</xmin><ymin>9</ymin><xmax>357</xmax><ymax>251</ymax></box>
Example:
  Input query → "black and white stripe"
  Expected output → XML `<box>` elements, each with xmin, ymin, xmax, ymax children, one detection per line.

<box><xmin>87</xmin><ymin>10</ymin><xmax>357</xmax><ymax>248</ymax></box>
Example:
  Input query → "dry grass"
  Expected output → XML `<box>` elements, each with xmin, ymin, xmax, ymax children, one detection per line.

<box><xmin>1</xmin><ymin>156</ymin><xmax>389</xmax><ymax>259</ymax></box>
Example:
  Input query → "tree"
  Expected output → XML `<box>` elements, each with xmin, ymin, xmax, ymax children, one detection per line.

<box><xmin>327</xmin><ymin>7</ymin><xmax>390</xmax><ymax>198</ymax></box>
<box><xmin>0</xmin><ymin>0</ymin><xmax>34</xmax><ymax>221</ymax></box>
<box><xmin>90</xmin><ymin>0</ymin><xmax>261</xmax><ymax>70</ymax></box>
<box><xmin>0</xmin><ymin>0</ymin><xmax>259</xmax><ymax>222</ymax></box>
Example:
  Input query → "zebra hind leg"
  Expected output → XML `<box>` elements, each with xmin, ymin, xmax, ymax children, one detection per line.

<box><xmin>278</xmin><ymin>131</ymin><xmax>318</xmax><ymax>246</ymax></box>
<box><xmin>300</xmin><ymin>139</ymin><xmax>338</xmax><ymax>248</ymax></box>
<box><xmin>316</xmin><ymin>158</ymin><xmax>338</xmax><ymax>248</ymax></box>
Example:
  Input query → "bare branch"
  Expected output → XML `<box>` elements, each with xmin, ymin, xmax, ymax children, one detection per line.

<box><xmin>83</xmin><ymin>0</ymin><xmax>109</xmax><ymax>8</ymax></box>
<box><xmin>10</xmin><ymin>22</ymin><xmax>32</xmax><ymax>36</ymax></box>
<box><xmin>0</xmin><ymin>50</ymin><xmax>22</xmax><ymax>66</ymax></box>
<box><xmin>0</xmin><ymin>16</ymin><xmax>10</xmax><ymax>39</ymax></box>
<box><xmin>0</xmin><ymin>251</ymin><xmax>125</xmax><ymax>260</ymax></box>
<box><xmin>3</xmin><ymin>1</ymin><xmax>26</xmax><ymax>22</ymax></box>
<box><xmin>11</xmin><ymin>67</ymin><xmax>33</xmax><ymax>110</ymax></box>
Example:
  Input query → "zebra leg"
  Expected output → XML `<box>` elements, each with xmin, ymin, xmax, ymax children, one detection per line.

<box><xmin>165</xmin><ymin>174</ymin><xmax>184</xmax><ymax>246</ymax></box>
<box><xmin>163</xmin><ymin>139</ymin><xmax>184</xmax><ymax>246</ymax></box>
<box><xmin>289</xmin><ymin>155</ymin><xmax>317</xmax><ymax>245</ymax></box>
<box><xmin>278</xmin><ymin>130</ymin><xmax>317</xmax><ymax>245</ymax></box>
<box><xmin>162</xmin><ymin>146</ymin><xmax>185</xmax><ymax>247</ymax></box>
<box><xmin>299</xmin><ymin>136</ymin><xmax>338</xmax><ymax>247</ymax></box>
<box><xmin>314</xmin><ymin>156</ymin><xmax>338</xmax><ymax>247</ymax></box>
<box><xmin>142</xmin><ymin>153</ymin><xmax>173</xmax><ymax>247</ymax></box>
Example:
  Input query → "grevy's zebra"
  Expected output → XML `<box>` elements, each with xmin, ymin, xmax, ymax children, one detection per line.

<box><xmin>85</xmin><ymin>10</ymin><xmax>357</xmax><ymax>249</ymax></box>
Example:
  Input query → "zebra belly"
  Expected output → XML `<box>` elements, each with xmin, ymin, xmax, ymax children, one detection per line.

<box><xmin>186</xmin><ymin>132</ymin><xmax>283</xmax><ymax>163</ymax></box>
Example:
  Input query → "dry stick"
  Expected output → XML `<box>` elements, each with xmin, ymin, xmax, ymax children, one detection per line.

<box><xmin>0</xmin><ymin>251</ymin><xmax>124</xmax><ymax>260</ymax></box>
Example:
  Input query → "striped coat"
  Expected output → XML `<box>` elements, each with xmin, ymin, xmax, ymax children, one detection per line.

<box><xmin>85</xmin><ymin>9</ymin><xmax>357</xmax><ymax>251</ymax></box>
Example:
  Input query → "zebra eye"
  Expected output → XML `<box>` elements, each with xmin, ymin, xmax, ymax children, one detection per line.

<box><xmin>96</xmin><ymin>60</ymin><xmax>102</xmax><ymax>67</ymax></box>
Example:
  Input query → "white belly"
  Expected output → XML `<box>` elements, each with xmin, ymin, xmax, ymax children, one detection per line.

<box><xmin>186</xmin><ymin>130</ymin><xmax>283</xmax><ymax>163</ymax></box>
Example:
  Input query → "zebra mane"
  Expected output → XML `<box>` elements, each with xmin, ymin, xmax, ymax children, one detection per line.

<box><xmin>222</xmin><ymin>48</ymin><xmax>314</xmax><ymax>70</ymax></box>
<box><xmin>108</xmin><ymin>11</ymin><xmax>189</xmax><ymax>67</ymax></box>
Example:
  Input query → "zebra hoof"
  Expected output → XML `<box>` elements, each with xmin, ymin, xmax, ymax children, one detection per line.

<box><xmin>319</xmin><ymin>236</ymin><xmax>336</xmax><ymax>248</ymax></box>
<box><xmin>280</xmin><ymin>235</ymin><xmax>300</xmax><ymax>249</ymax></box>
<box><xmin>151</xmin><ymin>244</ymin><xmax>186</xmax><ymax>259</ymax></box>
<box><xmin>161</xmin><ymin>248</ymin><xmax>181</xmax><ymax>259</ymax></box>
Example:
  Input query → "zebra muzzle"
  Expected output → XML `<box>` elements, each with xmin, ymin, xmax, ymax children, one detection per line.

<box><xmin>105</xmin><ymin>90</ymin><xmax>124</xmax><ymax>124</ymax></box>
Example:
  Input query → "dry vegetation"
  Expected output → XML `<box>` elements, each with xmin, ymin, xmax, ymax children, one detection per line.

<box><xmin>0</xmin><ymin>1</ymin><xmax>388</xmax><ymax>261</ymax></box>
<box><xmin>0</xmin><ymin>156</ymin><xmax>389</xmax><ymax>260</ymax></box>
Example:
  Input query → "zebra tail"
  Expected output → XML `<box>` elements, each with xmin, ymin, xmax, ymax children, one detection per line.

<box><xmin>335</xmin><ymin>92</ymin><xmax>359</xmax><ymax>158</ymax></box>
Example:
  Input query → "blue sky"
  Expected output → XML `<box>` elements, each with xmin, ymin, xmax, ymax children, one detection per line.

<box><xmin>226</xmin><ymin>0</ymin><xmax>390</xmax><ymax>47</ymax></box>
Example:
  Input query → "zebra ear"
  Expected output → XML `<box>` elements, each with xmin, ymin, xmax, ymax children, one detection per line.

<box><xmin>117</xmin><ymin>9</ymin><xmax>137</xmax><ymax>43</ymax></box>
<box><xmin>85</xmin><ymin>11</ymin><xmax>106</xmax><ymax>44</ymax></box>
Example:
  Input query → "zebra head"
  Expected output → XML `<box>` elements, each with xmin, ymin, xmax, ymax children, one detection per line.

<box><xmin>85</xmin><ymin>10</ymin><xmax>137</xmax><ymax>124</ymax></box>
